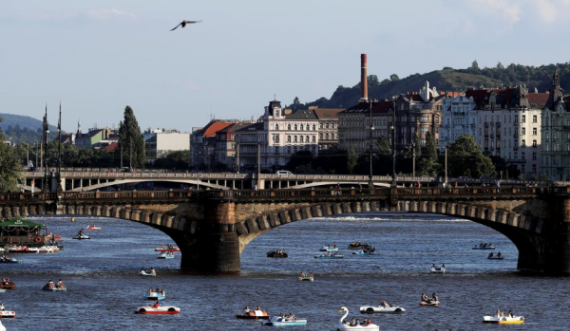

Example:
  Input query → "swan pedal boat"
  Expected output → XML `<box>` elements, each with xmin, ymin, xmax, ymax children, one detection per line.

<box><xmin>145</xmin><ymin>291</ymin><xmax>166</xmax><ymax>300</ymax></box>
<box><xmin>236</xmin><ymin>310</ymin><xmax>270</xmax><ymax>320</ymax></box>
<box><xmin>430</xmin><ymin>266</ymin><xmax>445</xmax><ymax>274</ymax></box>
<box><xmin>42</xmin><ymin>285</ymin><xmax>67</xmax><ymax>291</ymax></box>
<box><xmin>262</xmin><ymin>316</ymin><xmax>307</xmax><ymax>326</ymax></box>
<box><xmin>72</xmin><ymin>235</ymin><xmax>90</xmax><ymax>240</ymax></box>
<box><xmin>155</xmin><ymin>246</ymin><xmax>181</xmax><ymax>252</ymax></box>
<box><xmin>0</xmin><ymin>310</ymin><xmax>16</xmax><ymax>318</ymax></box>
<box><xmin>420</xmin><ymin>300</ymin><xmax>439</xmax><ymax>307</ymax></box>
<box><xmin>135</xmin><ymin>305</ymin><xmax>180</xmax><ymax>315</ymax></box>
<box><xmin>140</xmin><ymin>270</ymin><xmax>156</xmax><ymax>276</ymax></box>
<box><xmin>0</xmin><ymin>320</ymin><xmax>6</xmax><ymax>331</ymax></box>
<box><xmin>338</xmin><ymin>307</ymin><xmax>379</xmax><ymax>331</ymax></box>
<box><xmin>158</xmin><ymin>252</ymin><xmax>175</xmax><ymax>259</ymax></box>
<box><xmin>360</xmin><ymin>305</ymin><xmax>405</xmax><ymax>314</ymax></box>
<box><xmin>483</xmin><ymin>315</ymin><xmax>524</xmax><ymax>324</ymax></box>
<box><xmin>85</xmin><ymin>226</ymin><xmax>101</xmax><ymax>231</ymax></box>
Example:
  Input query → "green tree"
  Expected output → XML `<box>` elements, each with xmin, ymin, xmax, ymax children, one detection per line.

<box><xmin>286</xmin><ymin>150</ymin><xmax>314</xmax><ymax>173</ymax></box>
<box><xmin>0</xmin><ymin>118</ymin><xmax>23</xmax><ymax>192</ymax></box>
<box><xmin>152</xmin><ymin>150</ymin><xmax>190</xmax><ymax>170</ymax></box>
<box><xmin>368</xmin><ymin>75</ymin><xmax>380</xmax><ymax>87</ymax></box>
<box><xmin>390</xmin><ymin>74</ymin><xmax>400</xmax><ymax>81</ymax></box>
<box><xmin>414</xmin><ymin>134</ymin><xmax>421</xmax><ymax>157</ymax></box>
<box><xmin>118</xmin><ymin>106</ymin><xmax>146</xmax><ymax>168</ymax></box>
<box><xmin>496</xmin><ymin>62</ymin><xmax>505</xmax><ymax>70</ymax></box>
<box><xmin>447</xmin><ymin>135</ymin><xmax>496</xmax><ymax>178</ymax></box>
<box><xmin>377</xmin><ymin>136</ymin><xmax>391</xmax><ymax>155</ymax></box>
<box><xmin>470</xmin><ymin>60</ymin><xmax>481</xmax><ymax>73</ymax></box>
<box><xmin>425</xmin><ymin>131</ymin><xmax>437</xmax><ymax>161</ymax></box>
<box><xmin>347</xmin><ymin>147</ymin><xmax>358</xmax><ymax>174</ymax></box>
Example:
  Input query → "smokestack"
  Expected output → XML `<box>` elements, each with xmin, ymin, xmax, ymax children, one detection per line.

<box><xmin>361</xmin><ymin>54</ymin><xmax>368</xmax><ymax>101</ymax></box>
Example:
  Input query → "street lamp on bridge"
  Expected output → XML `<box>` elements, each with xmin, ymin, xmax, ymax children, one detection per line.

<box><xmin>368</xmin><ymin>99</ymin><xmax>378</xmax><ymax>189</ymax></box>
<box><xmin>391</xmin><ymin>98</ymin><xmax>397</xmax><ymax>187</ymax></box>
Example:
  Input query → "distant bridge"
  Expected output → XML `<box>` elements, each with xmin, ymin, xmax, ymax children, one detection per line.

<box><xmin>1</xmin><ymin>185</ymin><xmax>569</xmax><ymax>275</ymax></box>
<box><xmin>21</xmin><ymin>168</ymin><xmax>546</xmax><ymax>192</ymax></box>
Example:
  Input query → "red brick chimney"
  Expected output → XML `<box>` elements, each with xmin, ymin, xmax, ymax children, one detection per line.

<box><xmin>361</xmin><ymin>54</ymin><xmax>368</xmax><ymax>101</ymax></box>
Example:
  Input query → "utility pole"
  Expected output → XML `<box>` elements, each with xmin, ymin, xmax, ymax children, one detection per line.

<box><xmin>35</xmin><ymin>142</ymin><xmax>38</xmax><ymax>170</ymax></box>
<box><xmin>412</xmin><ymin>143</ymin><xmax>416</xmax><ymax>180</ymax></box>
<box><xmin>391</xmin><ymin>99</ymin><xmax>397</xmax><ymax>186</ymax></box>
<box><xmin>368</xmin><ymin>100</ymin><xmax>376</xmax><ymax>188</ymax></box>
<box><xmin>445</xmin><ymin>147</ymin><xmax>448</xmax><ymax>186</ymax></box>
<box><xmin>236</xmin><ymin>143</ymin><xmax>240</xmax><ymax>174</ymax></box>
<box><xmin>57</xmin><ymin>102</ymin><xmax>63</xmax><ymax>191</ymax></box>
<box><xmin>42</xmin><ymin>105</ymin><xmax>49</xmax><ymax>192</ymax></box>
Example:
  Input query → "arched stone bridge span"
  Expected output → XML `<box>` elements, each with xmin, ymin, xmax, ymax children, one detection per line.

<box><xmin>1</xmin><ymin>186</ymin><xmax>569</xmax><ymax>274</ymax></box>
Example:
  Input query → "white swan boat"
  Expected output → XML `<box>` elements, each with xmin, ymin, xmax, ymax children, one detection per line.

<box><xmin>0</xmin><ymin>310</ymin><xmax>16</xmax><ymax>318</ymax></box>
<box><xmin>483</xmin><ymin>314</ymin><xmax>524</xmax><ymax>324</ymax></box>
<box><xmin>140</xmin><ymin>270</ymin><xmax>156</xmax><ymax>276</ymax></box>
<box><xmin>337</xmin><ymin>307</ymin><xmax>379</xmax><ymax>331</ymax></box>
<box><xmin>360</xmin><ymin>304</ymin><xmax>405</xmax><ymax>314</ymax></box>
<box><xmin>430</xmin><ymin>265</ymin><xmax>445</xmax><ymax>273</ymax></box>
<box><xmin>134</xmin><ymin>304</ymin><xmax>180</xmax><ymax>315</ymax></box>
<box><xmin>261</xmin><ymin>316</ymin><xmax>308</xmax><ymax>326</ymax></box>
<box><xmin>0</xmin><ymin>320</ymin><xmax>6</xmax><ymax>331</ymax></box>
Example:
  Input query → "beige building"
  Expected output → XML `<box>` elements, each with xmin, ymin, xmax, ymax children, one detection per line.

<box><xmin>312</xmin><ymin>107</ymin><xmax>343</xmax><ymax>150</ymax></box>
<box><xmin>144</xmin><ymin>129</ymin><xmax>190</xmax><ymax>164</ymax></box>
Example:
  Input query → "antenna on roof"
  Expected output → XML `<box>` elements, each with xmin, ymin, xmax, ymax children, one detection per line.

<box><xmin>274</xmin><ymin>93</ymin><xmax>277</xmax><ymax>100</ymax></box>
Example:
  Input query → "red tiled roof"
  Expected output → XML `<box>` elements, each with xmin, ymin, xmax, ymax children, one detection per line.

<box><xmin>104</xmin><ymin>142</ymin><xmax>118</xmax><ymax>151</ymax></box>
<box><xmin>201</xmin><ymin>121</ymin><xmax>234</xmax><ymax>138</ymax></box>
<box><xmin>528</xmin><ymin>93</ymin><xmax>549</xmax><ymax>108</ymax></box>
<box><xmin>313</xmin><ymin>108</ymin><xmax>344</xmax><ymax>119</ymax></box>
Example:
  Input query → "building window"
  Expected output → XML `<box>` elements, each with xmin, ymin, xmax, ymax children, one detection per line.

<box><xmin>287</xmin><ymin>136</ymin><xmax>291</xmax><ymax>143</ymax></box>
<box><xmin>312</xmin><ymin>124</ymin><xmax>316</xmax><ymax>131</ymax></box>
<box><xmin>435</xmin><ymin>115</ymin><xmax>439</xmax><ymax>123</ymax></box>
<box><xmin>300</xmin><ymin>136</ymin><xmax>304</xmax><ymax>143</ymax></box>
<box><xmin>532</xmin><ymin>128</ymin><xmax>537</xmax><ymax>135</ymax></box>
<box><xmin>294</xmin><ymin>136</ymin><xmax>298</xmax><ymax>143</ymax></box>
<box><xmin>288</xmin><ymin>124</ymin><xmax>291</xmax><ymax>130</ymax></box>
<box><xmin>532</xmin><ymin>115</ymin><xmax>537</xmax><ymax>123</ymax></box>
<box><xmin>320</xmin><ymin>123</ymin><xmax>323</xmax><ymax>128</ymax></box>
<box><xmin>275</xmin><ymin>124</ymin><xmax>279</xmax><ymax>131</ymax></box>
<box><xmin>522</xmin><ymin>139</ymin><xmax>526</xmax><ymax>147</ymax></box>
<box><xmin>532</xmin><ymin>140</ymin><xmax>537</xmax><ymax>147</ymax></box>
<box><xmin>306</xmin><ymin>124</ymin><xmax>310</xmax><ymax>131</ymax></box>
<box><xmin>522</xmin><ymin>115</ymin><xmax>526</xmax><ymax>123</ymax></box>
<box><xmin>312</xmin><ymin>136</ymin><xmax>316</xmax><ymax>143</ymax></box>
<box><xmin>294</xmin><ymin>124</ymin><xmax>298</xmax><ymax>131</ymax></box>
<box><xmin>522</xmin><ymin>128</ymin><xmax>526</xmax><ymax>135</ymax></box>
<box><xmin>532</xmin><ymin>152</ymin><xmax>537</xmax><ymax>160</ymax></box>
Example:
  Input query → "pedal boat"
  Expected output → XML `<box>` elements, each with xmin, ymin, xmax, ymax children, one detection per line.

<box><xmin>0</xmin><ymin>310</ymin><xmax>16</xmax><ymax>318</ymax></box>
<box><xmin>261</xmin><ymin>316</ymin><xmax>307</xmax><ymax>326</ymax></box>
<box><xmin>360</xmin><ymin>304</ymin><xmax>405</xmax><ymax>314</ymax></box>
<box><xmin>134</xmin><ymin>304</ymin><xmax>180</xmax><ymax>315</ymax></box>
<box><xmin>348</xmin><ymin>241</ymin><xmax>368</xmax><ymax>250</ymax></box>
<box><xmin>487</xmin><ymin>255</ymin><xmax>504</xmax><ymax>260</ymax></box>
<box><xmin>483</xmin><ymin>314</ymin><xmax>524</xmax><ymax>324</ymax></box>
<box><xmin>472</xmin><ymin>243</ymin><xmax>495</xmax><ymax>250</ymax></box>
<box><xmin>42</xmin><ymin>285</ymin><xmax>67</xmax><ymax>291</ymax></box>
<box><xmin>72</xmin><ymin>235</ymin><xmax>90</xmax><ymax>240</ymax></box>
<box><xmin>338</xmin><ymin>307</ymin><xmax>379</xmax><ymax>331</ymax></box>
<box><xmin>320</xmin><ymin>244</ymin><xmax>339</xmax><ymax>252</ymax></box>
<box><xmin>420</xmin><ymin>300</ymin><xmax>439</xmax><ymax>307</ymax></box>
<box><xmin>140</xmin><ymin>270</ymin><xmax>156</xmax><ymax>276</ymax></box>
<box><xmin>0</xmin><ymin>320</ymin><xmax>6</xmax><ymax>331</ymax></box>
<box><xmin>430</xmin><ymin>265</ymin><xmax>446</xmax><ymax>273</ymax></box>
<box><xmin>155</xmin><ymin>246</ymin><xmax>181</xmax><ymax>252</ymax></box>
<box><xmin>85</xmin><ymin>225</ymin><xmax>101</xmax><ymax>231</ymax></box>
<box><xmin>145</xmin><ymin>291</ymin><xmax>166</xmax><ymax>300</ymax></box>
<box><xmin>352</xmin><ymin>249</ymin><xmax>374</xmax><ymax>256</ymax></box>
<box><xmin>0</xmin><ymin>281</ymin><xmax>16</xmax><ymax>290</ymax></box>
<box><xmin>158</xmin><ymin>252</ymin><xmax>175</xmax><ymax>259</ymax></box>
<box><xmin>314</xmin><ymin>253</ymin><xmax>343</xmax><ymax>259</ymax></box>
<box><xmin>236</xmin><ymin>310</ymin><xmax>270</xmax><ymax>320</ymax></box>
<box><xmin>298</xmin><ymin>273</ymin><xmax>314</xmax><ymax>281</ymax></box>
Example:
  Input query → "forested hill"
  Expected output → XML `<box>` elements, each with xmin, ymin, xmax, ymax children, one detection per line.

<box><xmin>0</xmin><ymin>113</ymin><xmax>58</xmax><ymax>144</ymax></box>
<box><xmin>292</xmin><ymin>61</ymin><xmax>570</xmax><ymax>109</ymax></box>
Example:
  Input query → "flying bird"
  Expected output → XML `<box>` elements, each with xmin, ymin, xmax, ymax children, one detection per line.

<box><xmin>170</xmin><ymin>20</ymin><xmax>202</xmax><ymax>31</ymax></box>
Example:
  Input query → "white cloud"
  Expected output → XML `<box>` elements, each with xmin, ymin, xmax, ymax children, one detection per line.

<box><xmin>87</xmin><ymin>9</ymin><xmax>137</xmax><ymax>21</ymax></box>
<box><xmin>466</xmin><ymin>0</ymin><xmax>522</xmax><ymax>26</ymax></box>
<box><xmin>536</xmin><ymin>0</ymin><xmax>558</xmax><ymax>23</ymax></box>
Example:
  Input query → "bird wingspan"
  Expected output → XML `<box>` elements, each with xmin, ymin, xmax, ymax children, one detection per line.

<box><xmin>170</xmin><ymin>23</ymin><xmax>182</xmax><ymax>31</ymax></box>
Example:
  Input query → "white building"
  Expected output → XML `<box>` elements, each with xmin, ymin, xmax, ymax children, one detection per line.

<box><xmin>440</xmin><ymin>94</ymin><xmax>477</xmax><ymax>151</ymax></box>
<box><xmin>144</xmin><ymin>129</ymin><xmax>190</xmax><ymax>164</ymax></box>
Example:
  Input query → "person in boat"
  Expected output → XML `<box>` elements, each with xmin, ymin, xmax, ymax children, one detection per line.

<box><xmin>56</xmin><ymin>279</ymin><xmax>64</xmax><ymax>289</ymax></box>
<box><xmin>77</xmin><ymin>229</ymin><xmax>84</xmax><ymax>237</ymax></box>
<box><xmin>507</xmin><ymin>309</ymin><xmax>513</xmax><ymax>317</ymax></box>
<box><xmin>148</xmin><ymin>288</ymin><xmax>153</xmax><ymax>294</ymax></box>
<box><xmin>150</xmin><ymin>267</ymin><xmax>156</xmax><ymax>276</ymax></box>
<box><xmin>496</xmin><ymin>309</ymin><xmax>501</xmax><ymax>317</ymax></box>
<box><xmin>0</xmin><ymin>302</ymin><xmax>4</xmax><ymax>311</ymax></box>
<box><xmin>244</xmin><ymin>306</ymin><xmax>250</xmax><ymax>314</ymax></box>
<box><xmin>497</xmin><ymin>252</ymin><xmax>502</xmax><ymax>258</ymax></box>
<box><xmin>442</xmin><ymin>264</ymin><xmax>445</xmax><ymax>269</ymax></box>
<box><xmin>421</xmin><ymin>293</ymin><xmax>429</xmax><ymax>302</ymax></box>
<box><xmin>489</xmin><ymin>252</ymin><xmax>494</xmax><ymax>258</ymax></box>
<box><xmin>432</xmin><ymin>292</ymin><xmax>439</xmax><ymax>302</ymax></box>
<box><xmin>47</xmin><ymin>280</ymin><xmax>55</xmax><ymax>289</ymax></box>
<box><xmin>256</xmin><ymin>306</ymin><xmax>261</xmax><ymax>312</ymax></box>
<box><xmin>152</xmin><ymin>300</ymin><xmax>160</xmax><ymax>309</ymax></box>
<box><xmin>350</xmin><ymin>318</ymin><xmax>357</xmax><ymax>326</ymax></box>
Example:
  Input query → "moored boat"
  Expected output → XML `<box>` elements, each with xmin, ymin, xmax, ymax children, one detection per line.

<box><xmin>261</xmin><ymin>315</ymin><xmax>307</xmax><ymax>326</ymax></box>
<box><xmin>338</xmin><ymin>307</ymin><xmax>379</xmax><ymax>331</ymax></box>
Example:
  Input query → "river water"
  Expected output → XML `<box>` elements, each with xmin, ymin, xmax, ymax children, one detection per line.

<box><xmin>1</xmin><ymin>213</ymin><xmax>568</xmax><ymax>331</ymax></box>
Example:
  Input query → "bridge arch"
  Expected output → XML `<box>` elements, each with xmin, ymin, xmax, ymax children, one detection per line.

<box><xmin>69</xmin><ymin>179</ymin><xmax>229</xmax><ymax>192</ymax></box>
<box><xmin>232</xmin><ymin>200</ymin><xmax>546</xmax><ymax>271</ymax></box>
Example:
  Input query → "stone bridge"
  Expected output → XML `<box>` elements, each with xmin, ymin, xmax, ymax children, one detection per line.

<box><xmin>1</xmin><ymin>186</ymin><xmax>569</xmax><ymax>274</ymax></box>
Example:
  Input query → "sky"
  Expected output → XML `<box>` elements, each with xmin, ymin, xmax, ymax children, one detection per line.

<box><xmin>1</xmin><ymin>0</ymin><xmax>570</xmax><ymax>133</ymax></box>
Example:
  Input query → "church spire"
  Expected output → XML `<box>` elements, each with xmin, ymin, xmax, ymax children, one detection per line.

<box><xmin>553</xmin><ymin>68</ymin><xmax>560</xmax><ymax>88</ymax></box>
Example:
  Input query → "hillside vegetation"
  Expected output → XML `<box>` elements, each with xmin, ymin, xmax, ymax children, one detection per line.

<box><xmin>294</xmin><ymin>61</ymin><xmax>570</xmax><ymax>109</ymax></box>
<box><xmin>0</xmin><ymin>113</ymin><xmax>58</xmax><ymax>144</ymax></box>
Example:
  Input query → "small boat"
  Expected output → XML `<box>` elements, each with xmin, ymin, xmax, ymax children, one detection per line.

<box><xmin>85</xmin><ymin>225</ymin><xmax>101</xmax><ymax>231</ymax></box>
<box><xmin>487</xmin><ymin>252</ymin><xmax>504</xmax><ymax>260</ymax></box>
<box><xmin>261</xmin><ymin>316</ymin><xmax>308</xmax><ymax>326</ymax></box>
<box><xmin>0</xmin><ymin>310</ymin><xmax>16</xmax><ymax>319</ymax></box>
<box><xmin>360</xmin><ymin>304</ymin><xmax>405</xmax><ymax>314</ymax></box>
<box><xmin>352</xmin><ymin>249</ymin><xmax>374</xmax><ymax>256</ymax></box>
<box><xmin>0</xmin><ymin>320</ymin><xmax>6</xmax><ymax>331</ymax></box>
<box><xmin>338</xmin><ymin>307</ymin><xmax>379</xmax><ymax>331</ymax></box>
<box><xmin>348</xmin><ymin>241</ymin><xmax>368</xmax><ymax>250</ymax></box>
<box><xmin>0</xmin><ymin>256</ymin><xmax>21</xmax><ymax>264</ymax></box>
<box><xmin>320</xmin><ymin>244</ymin><xmax>338</xmax><ymax>252</ymax></box>
<box><xmin>236</xmin><ymin>310</ymin><xmax>270</xmax><ymax>320</ymax></box>
<box><xmin>0</xmin><ymin>281</ymin><xmax>16</xmax><ymax>290</ymax></box>
<box><xmin>155</xmin><ymin>245</ymin><xmax>181</xmax><ymax>252</ymax></box>
<box><xmin>73</xmin><ymin>235</ymin><xmax>90</xmax><ymax>240</ymax></box>
<box><xmin>430</xmin><ymin>265</ymin><xmax>446</xmax><ymax>273</ymax></box>
<box><xmin>420</xmin><ymin>300</ymin><xmax>440</xmax><ymax>307</ymax></box>
<box><xmin>134</xmin><ymin>304</ymin><xmax>180</xmax><ymax>315</ymax></box>
<box><xmin>298</xmin><ymin>272</ymin><xmax>314</xmax><ymax>281</ymax></box>
<box><xmin>267</xmin><ymin>249</ymin><xmax>288</xmax><ymax>258</ymax></box>
<box><xmin>42</xmin><ymin>285</ymin><xmax>67</xmax><ymax>291</ymax></box>
<box><xmin>45</xmin><ymin>232</ymin><xmax>63</xmax><ymax>239</ymax></box>
<box><xmin>140</xmin><ymin>270</ymin><xmax>156</xmax><ymax>276</ymax></box>
<box><xmin>472</xmin><ymin>243</ymin><xmax>495</xmax><ymax>250</ymax></box>
<box><xmin>145</xmin><ymin>291</ymin><xmax>166</xmax><ymax>301</ymax></box>
<box><xmin>314</xmin><ymin>252</ymin><xmax>344</xmax><ymax>259</ymax></box>
<box><xmin>483</xmin><ymin>314</ymin><xmax>524</xmax><ymax>324</ymax></box>
<box><xmin>158</xmin><ymin>252</ymin><xmax>175</xmax><ymax>259</ymax></box>
<box><xmin>6</xmin><ymin>245</ymin><xmax>39</xmax><ymax>254</ymax></box>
